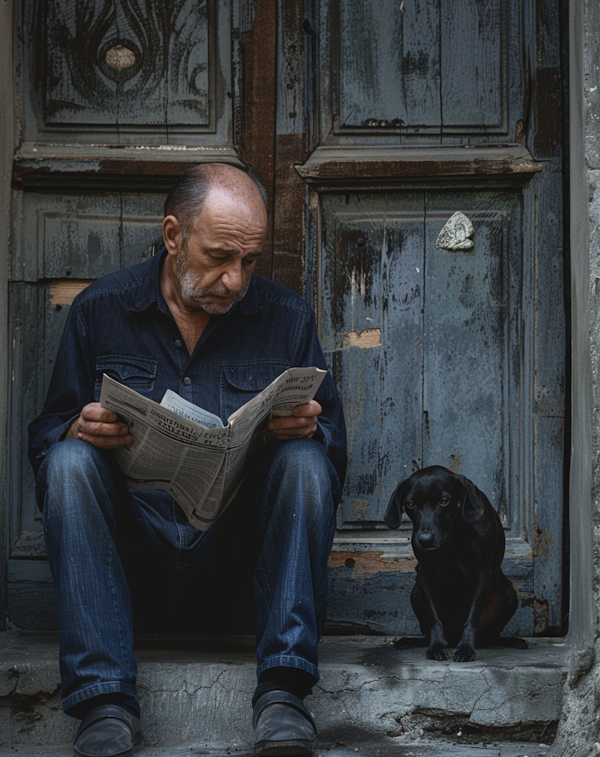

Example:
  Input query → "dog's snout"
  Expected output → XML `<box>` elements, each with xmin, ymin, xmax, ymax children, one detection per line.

<box><xmin>417</xmin><ymin>531</ymin><xmax>436</xmax><ymax>549</ymax></box>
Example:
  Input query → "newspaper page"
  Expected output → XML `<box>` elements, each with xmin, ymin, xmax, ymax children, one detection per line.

<box><xmin>100</xmin><ymin>366</ymin><xmax>326</xmax><ymax>530</ymax></box>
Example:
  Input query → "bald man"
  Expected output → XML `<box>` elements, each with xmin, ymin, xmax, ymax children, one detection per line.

<box><xmin>29</xmin><ymin>164</ymin><xmax>347</xmax><ymax>757</ymax></box>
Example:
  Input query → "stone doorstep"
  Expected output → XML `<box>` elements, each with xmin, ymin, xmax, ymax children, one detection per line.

<box><xmin>0</xmin><ymin>633</ymin><xmax>567</xmax><ymax>752</ymax></box>
<box><xmin>0</xmin><ymin>743</ymin><xmax>553</xmax><ymax>757</ymax></box>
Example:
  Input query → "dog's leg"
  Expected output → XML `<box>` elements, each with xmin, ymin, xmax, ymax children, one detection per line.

<box><xmin>414</xmin><ymin>566</ymin><xmax>451</xmax><ymax>661</ymax></box>
<box><xmin>477</xmin><ymin>574</ymin><xmax>527</xmax><ymax>649</ymax></box>
<box><xmin>453</xmin><ymin>568</ymin><xmax>492</xmax><ymax>662</ymax></box>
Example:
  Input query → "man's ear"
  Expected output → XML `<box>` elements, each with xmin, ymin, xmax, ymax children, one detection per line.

<box><xmin>163</xmin><ymin>215</ymin><xmax>183</xmax><ymax>256</ymax></box>
<box><xmin>384</xmin><ymin>478</ymin><xmax>410</xmax><ymax>529</ymax></box>
<box><xmin>453</xmin><ymin>474</ymin><xmax>487</xmax><ymax>523</ymax></box>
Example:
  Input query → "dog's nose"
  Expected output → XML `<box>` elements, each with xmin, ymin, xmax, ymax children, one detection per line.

<box><xmin>417</xmin><ymin>531</ymin><xmax>436</xmax><ymax>549</ymax></box>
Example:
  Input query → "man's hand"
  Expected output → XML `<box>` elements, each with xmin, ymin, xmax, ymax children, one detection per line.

<box><xmin>265</xmin><ymin>400</ymin><xmax>322</xmax><ymax>441</ymax></box>
<box><xmin>65</xmin><ymin>403</ymin><xmax>133</xmax><ymax>448</ymax></box>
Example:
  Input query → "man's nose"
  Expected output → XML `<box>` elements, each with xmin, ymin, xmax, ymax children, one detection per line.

<box><xmin>222</xmin><ymin>260</ymin><xmax>244</xmax><ymax>292</ymax></box>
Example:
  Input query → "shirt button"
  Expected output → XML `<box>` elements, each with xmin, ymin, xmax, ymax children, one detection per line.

<box><xmin>183</xmin><ymin>377</ymin><xmax>192</xmax><ymax>386</ymax></box>
<box><xmin>175</xmin><ymin>339</ymin><xmax>182</xmax><ymax>348</ymax></box>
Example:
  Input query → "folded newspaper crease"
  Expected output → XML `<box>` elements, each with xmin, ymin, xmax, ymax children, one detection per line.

<box><xmin>100</xmin><ymin>367</ymin><xmax>326</xmax><ymax>530</ymax></box>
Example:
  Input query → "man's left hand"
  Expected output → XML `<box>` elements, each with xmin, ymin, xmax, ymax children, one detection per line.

<box><xmin>265</xmin><ymin>400</ymin><xmax>322</xmax><ymax>440</ymax></box>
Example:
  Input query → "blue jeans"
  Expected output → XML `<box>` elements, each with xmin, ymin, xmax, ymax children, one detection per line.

<box><xmin>38</xmin><ymin>438</ymin><xmax>340</xmax><ymax>714</ymax></box>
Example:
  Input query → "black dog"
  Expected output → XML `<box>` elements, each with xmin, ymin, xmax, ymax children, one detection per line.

<box><xmin>384</xmin><ymin>466</ymin><xmax>526</xmax><ymax>662</ymax></box>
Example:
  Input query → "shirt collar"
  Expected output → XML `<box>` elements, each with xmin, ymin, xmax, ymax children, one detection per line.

<box><xmin>122</xmin><ymin>246</ymin><xmax>262</xmax><ymax>316</ymax></box>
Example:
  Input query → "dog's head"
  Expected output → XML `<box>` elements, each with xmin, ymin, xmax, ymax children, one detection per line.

<box><xmin>384</xmin><ymin>466</ymin><xmax>488</xmax><ymax>551</ymax></box>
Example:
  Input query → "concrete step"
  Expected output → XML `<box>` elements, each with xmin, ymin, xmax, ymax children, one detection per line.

<box><xmin>0</xmin><ymin>632</ymin><xmax>566</xmax><ymax>752</ymax></box>
<box><xmin>0</xmin><ymin>742</ymin><xmax>552</xmax><ymax>757</ymax></box>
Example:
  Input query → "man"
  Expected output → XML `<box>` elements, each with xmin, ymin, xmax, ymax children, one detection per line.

<box><xmin>29</xmin><ymin>163</ymin><xmax>347</xmax><ymax>757</ymax></box>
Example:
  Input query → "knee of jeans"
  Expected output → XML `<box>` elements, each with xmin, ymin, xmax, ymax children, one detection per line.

<box><xmin>39</xmin><ymin>440</ymin><xmax>116</xmax><ymax>510</ymax></box>
<box><xmin>265</xmin><ymin>439</ymin><xmax>334</xmax><ymax>517</ymax></box>
<box><xmin>268</xmin><ymin>438</ymin><xmax>328</xmax><ymax>477</ymax></box>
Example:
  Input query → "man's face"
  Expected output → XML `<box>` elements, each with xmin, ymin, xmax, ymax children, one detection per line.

<box><xmin>173</xmin><ymin>189</ymin><xmax>267</xmax><ymax>314</ymax></box>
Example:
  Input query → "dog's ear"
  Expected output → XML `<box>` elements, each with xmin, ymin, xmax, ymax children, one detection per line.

<box><xmin>453</xmin><ymin>474</ymin><xmax>487</xmax><ymax>523</ymax></box>
<box><xmin>384</xmin><ymin>478</ymin><xmax>410</xmax><ymax>529</ymax></box>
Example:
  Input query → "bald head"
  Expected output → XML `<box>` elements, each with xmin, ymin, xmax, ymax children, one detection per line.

<box><xmin>164</xmin><ymin>163</ymin><xmax>268</xmax><ymax>245</ymax></box>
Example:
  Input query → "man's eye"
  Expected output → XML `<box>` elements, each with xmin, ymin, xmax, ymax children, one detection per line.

<box><xmin>243</xmin><ymin>257</ymin><xmax>257</xmax><ymax>266</ymax></box>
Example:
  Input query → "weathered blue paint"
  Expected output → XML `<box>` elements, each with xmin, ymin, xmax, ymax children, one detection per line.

<box><xmin>8</xmin><ymin>192</ymin><xmax>164</xmax><ymax>571</ymax></box>
<box><xmin>319</xmin><ymin>190</ymin><xmax>563</xmax><ymax>636</ymax></box>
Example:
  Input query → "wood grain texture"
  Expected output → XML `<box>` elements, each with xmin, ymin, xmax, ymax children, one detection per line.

<box><xmin>48</xmin><ymin>279</ymin><xmax>94</xmax><ymax>306</ymax></box>
<box><xmin>316</xmin><ymin>188</ymin><xmax>561</xmax><ymax>634</ymax></box>
<box><xmin>235</xmin><ymin>0</ymin><xmax>277</xmax><ymax>281</ymax></box>
<box><xmin>18</xmin><ymin>0</ymin><xmax>233</xmax><ymax>147</ymax></box>
<box><xmin>271</xmin><ymin>0</ymin><xmax>310</xmax><ymax>294</ymax></box>
<box><xmin>8</xmin><ymin>193</ymin><xmax>165</xmax><ymax>565</ymax></box>
<box><xmin>321</xmin><ymin>0</ymin><xmax>512</xmax><ymax>139</ymax></box>
<box><xmin>440</xmin><ymin>0</ymin><xmax>504</xmax><ymax>128</ymax></box>
<box><xmin>320</xmin><ymin>194</ymin><xmax>424</xmax><ymax>525</ymax></box>
<box><xmin>43</xmin><ymin>0</ymin><xmax>212</xmax><ymax>129</ymax></box>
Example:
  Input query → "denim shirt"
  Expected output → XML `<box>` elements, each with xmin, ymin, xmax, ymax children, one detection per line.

<box><xmin>28</xmin><ymin>249</ymin><xmax>347</xmax><ymax>503</ymax></box>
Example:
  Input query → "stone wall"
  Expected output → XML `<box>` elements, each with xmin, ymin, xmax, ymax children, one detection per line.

<box><xmin>551</xmin><ymin>1</ymin><xmax>600</xmax><ymax>754</ymax></box>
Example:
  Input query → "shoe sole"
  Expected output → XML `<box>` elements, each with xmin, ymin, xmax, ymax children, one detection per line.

<box><xmin>254</xmin><ymin>740</ymin><xmax>315</xmax><ymax>756</ymax></box>
<box><xmin>74</xmin><ymin>731</ymin><xmax>141</xmax><ymax>757</ymax></box>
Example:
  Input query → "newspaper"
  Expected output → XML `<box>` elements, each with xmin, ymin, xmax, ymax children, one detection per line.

<box><xmin>99</xmin><ymin>367</ymin><xmax>326</xmax><ymax>530</ymax></box>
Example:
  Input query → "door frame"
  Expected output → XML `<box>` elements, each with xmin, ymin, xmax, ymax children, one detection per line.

<box><xmin>0</xmin><ymin>0</ymin><xmax>14</xmax><ymax>631</ymax></box>
<box><xmin>0</xmin><ymin>0</ymin><xmax>589</xmax><ymax>647</ymax></box>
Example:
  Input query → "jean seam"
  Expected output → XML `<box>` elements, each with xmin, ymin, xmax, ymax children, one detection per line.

<box><xmin>62</xmin><ymin>682</ymin><xmax>138</xmax><ymax>712</ymax></box>
<box><xmin>256</xmin><ymin>656</ymin><xmax>319</xmax><ymax>680</ymax></box>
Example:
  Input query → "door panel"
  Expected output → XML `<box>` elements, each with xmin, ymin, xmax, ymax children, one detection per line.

<box><xmin>320</xmin><ymin>0</ymin><xmax>515</xmax><ymax>141</ymax></box>
<box><xmin>8</xmin><ymin>193</ymin><xmax>163</xmax><ymax>625</ymax></box>
<box><xmin>319</xmin><ymin>188</ymin><xmax>560</xmax><ymax>635</ymax></box>
<box><xmin>20</xmin><ymin>0</ymin><xmax>230</xmax><ymax>143</ymax></box>
<box><xmin>305</xmin><ymin>0</ymin><xmax>565</xmax><ymax>637</ymax></box>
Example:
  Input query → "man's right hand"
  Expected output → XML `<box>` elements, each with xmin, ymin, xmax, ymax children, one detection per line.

<box><xmin>65</xmin><ymin>403</ymin><xmax>133</xmax><ymax>448</ymax></box>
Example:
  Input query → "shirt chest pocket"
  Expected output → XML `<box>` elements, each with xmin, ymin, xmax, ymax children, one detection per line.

<box><xmin>220</xmin><ymin>360</ymin><xmax>291</xmax><ymax>420</ymax></box>
<box><xmin>94</xmin><ymin>354</ymin><xmax>159</xmax><ymax>401</ymax></box>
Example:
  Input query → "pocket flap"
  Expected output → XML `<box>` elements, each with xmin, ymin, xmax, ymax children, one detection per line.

<box><xmin>222</xmin><ymin>360</ymin><xmax>290</xmax><ymax>391</ymax></box>
<box><xmin>96</xmin><ymin>354</ymin><xmax>158</xmax><ymax>382</ymax></box>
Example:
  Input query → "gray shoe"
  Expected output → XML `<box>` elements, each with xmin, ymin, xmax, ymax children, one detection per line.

<box><xmin>253</xmin><ymin>691</ymin><xmax>317</xmax><ymax>756</ymax></box>
<box><xmin>73</xmin><ymin>704</ymin><xmax>141</xmax><ymax>757</ymax></box>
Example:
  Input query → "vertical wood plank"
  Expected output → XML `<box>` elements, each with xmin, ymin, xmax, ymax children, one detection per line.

<box><xmin>440</xmin><ymin>0</ymin><xmax>504</xmax><ymax>128</ymax></box>
<box><xmin>423</xmin><ymin>193</ymin><xmax>520</xmax><ymax>515</ymax></box>
<box><xmin>271</xmin><ymin>0</ymin><xmax>309</xmax><ymax>294</ymax></box>
<box><xmin>399</xmin><ymin>0</ymin><xmax>441</xmax><ymax>128</ymax></box>
<box><xmin>531</xmin><ymin>0</ymin><xmax>562</xmax><ymax>160</ymax></box>
<box><xmin>320</xmin><ymin>194</ymin><xmax>424</xmax><ymax>525</ymax></box>
<box><xmin>533</xmin><ymin>416</ymin><xmax>564</xmax><ymax>632</ymax></box>
<box><xmin>338</xmin><ymin>0</ymin><xmax>441</xmax><ymax>129</ymax></box>
<box><xmin>235</xmin><ymin>0</ymin><xmax>277</xmax><ymax>281</ymax></box>
<box><xmin>0</xmin><ymin>0</ymin><xmax>14</xmax><ymax>628</ymax></box>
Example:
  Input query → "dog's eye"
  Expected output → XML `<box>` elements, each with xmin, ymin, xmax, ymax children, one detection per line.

<box><xmin>405</xmin><ymin>500</ymin><xmax>415</xmax><ymax>509</ymax></box>
<box><xmin>440</xmin><ymin>497</ymin><xmax>450</xmax><ymax>506</ymax></box>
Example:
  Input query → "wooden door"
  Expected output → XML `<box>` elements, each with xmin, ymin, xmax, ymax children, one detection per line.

<box><xmin>4</xmin><ymin>0</ymin><xmax>566</xmax><ymax>637</ymax></box>
<box><xmin>7</xmin><ymin>0</ymin><xmax>238</xmax><ymax>627</ymax></box>
<box><xmin>301</xmin><ymin>0</ymin><xmax>566</xmax><ymax>636</ymax></box>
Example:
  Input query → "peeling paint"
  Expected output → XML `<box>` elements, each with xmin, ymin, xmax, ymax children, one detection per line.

<box><xmin>48</xmin><ymin>279</ymin><xmax>93</xmax><ymax>306</ymax></box>
<box><xmin>328</xmin><ymin>551</ymin><xmax>417</xmax><ymax>576</ymax></box>
<box><xmin>533</xmin><ymin>523</ymin><xmax>554</xmax><ymax>558</ymax></box>
<box><xmin>340</xmin><ymin>328</ymin><xmax>382</xmax><ymax>349</ymax></box>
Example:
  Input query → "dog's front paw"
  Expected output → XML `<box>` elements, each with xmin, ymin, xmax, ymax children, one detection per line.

<box><xmin>452</xmin><ymin>644</ymin><xmax>476</xmax><ymax>662</ymax></box>
<box><xmin>426</xmin><ymin>642</ymin><xmax>450</xmax><ymax>661</ymax></box>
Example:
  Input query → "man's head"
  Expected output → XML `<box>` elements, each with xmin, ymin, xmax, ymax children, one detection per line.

<box><xmin>162</xmin><ymin>163</ymin><xmax>268</xmax><ymax>315</ymax></box>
